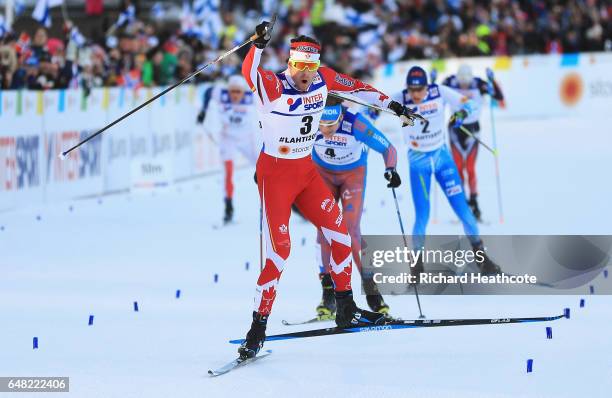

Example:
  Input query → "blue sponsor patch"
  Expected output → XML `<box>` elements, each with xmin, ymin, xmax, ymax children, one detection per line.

<box><xmin>321</xmin><ymin>104</ymin><xmax>342</xmax><ymax>123</ymax></box>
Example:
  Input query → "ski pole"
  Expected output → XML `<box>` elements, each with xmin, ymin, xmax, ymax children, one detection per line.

<box><xmin>487</xmin><ymin>73</ymin><xmax>505</xmax><ymax>224</ymax></box>
<box><xmin>60</xmin><ymin>16</ymin><xmax>278</xmax><ymax>159</ymax></box>
<box><xmin>328</xmin><ymin>92</ymin><xmax>425</xmax><ymax>125</ymax></box>
<box><xmin>458</xmin><ymin>125</ymin><xmax>497</xmax><ymax>156</ymax></box>
<box><xmin>391</xmin><ymin>188</ymin><xmax>425</xmax><ymax>319</ymax></box>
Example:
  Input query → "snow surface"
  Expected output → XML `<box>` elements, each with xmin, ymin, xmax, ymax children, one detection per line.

<box><xmin>1</xmin><ymin>114</ymin><xmax>611</xmax><ymax>397</ymax></box>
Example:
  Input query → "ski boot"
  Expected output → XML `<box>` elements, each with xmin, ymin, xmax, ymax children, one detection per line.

<box><xmin>315</xmin><ymin>273</ymin><xmax>336</xmax><ymax>320</ymax></box>
<box><xmin>362</xmin><ymin>278</ymin><xmax>390</xmax><ymax>316</ymax></box>
<box><xmin>468</xmin><ymin>194</ymin><xmax>481</xmax><ymax>222</ymax></box>
<box><xmin>335</xmin><ymin>290</ymin><xmax>388</xmax><ymax>327</ymax></box>
<box><xmin>223</xmin><ymin>197</ymin><xmax>234</xmax><ymax>224</ymax></box>
<box><xmin>473</xmin><ymin>242</ymin><xmax>502</xmax><ymax>275</ymax></box>
<box><xmin>238</xmin><ymin>312</ymin><xmax>268</xmax><ymax>360</ymax></box>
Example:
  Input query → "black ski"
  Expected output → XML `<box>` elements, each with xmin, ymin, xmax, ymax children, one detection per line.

<box><xmin>208</xmin><ymin>350</ymin><xmax>272</xmax><ymax>377</ymax></box>
<box><xmin>230</xmin><ymin>313</ymin><xmax>566</xmax><ymax>344</ymax></box>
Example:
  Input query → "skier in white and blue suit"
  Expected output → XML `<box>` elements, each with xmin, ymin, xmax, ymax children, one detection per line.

<box><xmin>393</xmin><ymin>66</ymin><xmax>500</xmax><ymax>274</ymax></box>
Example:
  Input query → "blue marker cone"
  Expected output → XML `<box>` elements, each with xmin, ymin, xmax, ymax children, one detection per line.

<box><xmin>564</xmin><ymin>308</ymin><xmax>570</xmax><ymax>319</ymax></box>
<box><xmin>580</xmin><ymin>298</ymin><xmax>585</xmax><ymax>308</ymax></box>
<box><xmin>36</xmin><ymin>215</ymin><xmax>41</xmax><ymax>221</ymax></box>
<box><xmin>526</xmin><ymin>359</ymin><xmax>533</xmax><ymax>373</ymax></box>
<box><xmin>604</xmin><ymin>269</ymin><xmax>608</xmax><ymax>278</ymax></box>
<box><xmin>1</xmin><ymin>226</ymin><xmax>4</xmax><ymax>231</ymax></box>
<box><xmin>133</xmin><ymin>301</ymin><xmax>139</xmax><ymax>312</ymax></box>
<box><xmin>69</xmin><ymin>205</ymin><xmax>73</xmax><ymax>212</ymax></box>
<box><xmin>546</xmin><ymin>327</ymin><xmax>552</xmax><ymax>339</ymax></box>
<box><xmin>245</xmin><ymin>262</ymin><xmax>249</xmax><ymax>270</ymax></box>
<box><xmin>33</xmin><ymin>337</ymin><xmax>38</xmax><ymax>349</ymax></box>
<box><xmin>301</xmin><ymin>237</ymin><xmax>306</xmax><ymax>246</ymax></box>
<box><xmin>176</xmin><ymin>289</ymin><xmax>181</xmax><ymax>299</ymax></box>
<box><xmin>214</xmin><ymin>274</ymin><xmax>218</xmax><ymax>283</ymax></box>
<box><xmin>589</xmin><ymin>285</ymin><xmax>594</xmax><ymax>294</ymax></box>
<box><xmin>88</xmin><ymin>315</ymin><xmax>94</xmax><ymax>325</ymax></box>
<box><xmin>98</xmin><ymin>198</ymin><xmax>102</xmax><ymax>204</ymax></box>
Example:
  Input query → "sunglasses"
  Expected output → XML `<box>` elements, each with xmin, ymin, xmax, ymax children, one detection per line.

<box><xmin>289</xmin><ymin>59</ymin><xmax>320</xmax><ymax>72</ymax></box>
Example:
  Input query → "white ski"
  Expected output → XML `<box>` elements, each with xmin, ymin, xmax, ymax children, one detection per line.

<box><xmin>208</xmin><ymin>350</ymin><xmax>272</xmax><ymax>377</ymax></box>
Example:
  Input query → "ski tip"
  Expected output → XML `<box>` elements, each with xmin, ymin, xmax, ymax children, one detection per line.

<box><xmin>281</xmin><ymin>320</ymin><xmax>290</xmax><ymax>325</ymax></box>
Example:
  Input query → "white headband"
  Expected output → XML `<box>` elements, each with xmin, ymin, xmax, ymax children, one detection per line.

<box><xmin>289</xmin><ymin>50</ymin><xmax>320</xmax><ymax>62</ymax></box>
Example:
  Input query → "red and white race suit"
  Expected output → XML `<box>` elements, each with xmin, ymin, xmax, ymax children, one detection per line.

<box><xmin>242</xmin><ymin>46</ymin><xmax>391</xmax><ymax>315</ymax></box>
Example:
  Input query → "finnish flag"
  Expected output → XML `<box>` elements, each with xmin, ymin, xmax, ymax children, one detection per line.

<box><xmin>32</xmin><ymin>0</ymin><xmax>62</xmax><ymax>28</ymax></box>
<box><xmin>116</xmin><ymin>4</ymin><xmax>136</xmax><ymax>28</ymax></box>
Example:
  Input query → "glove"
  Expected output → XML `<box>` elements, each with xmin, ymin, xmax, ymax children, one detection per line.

<box><xmin>196</xmin><ymin>110</ymin><xmax>206</xmax><ymax>124</ymax></box>
<box><xmin>254</xmin><ymin>21</ymin><xmax>271</xmax><ymax>49</ymax></box>
<box><xmin>384</xmin><ymin>168</ymin><xmax>401</xmax><ymax>188</ymax></box>
<box><xmin>253</xmin><ymin>172</ymin><xmax>258</xmax><ymax>185</ymax></box>
<box><xmin>388</xmin><ymin>100</ymin><xmax>417</xmax><ymax>127</ymax></box>
<box><xmin>486</xmin><ymin>67</ymin><xmax>494</xmax><ymax>81</ymax></box>
<box><xmin>450</xmin><ymin>109</ymin><xmax>467</xmax><ymax>128</ymax></box>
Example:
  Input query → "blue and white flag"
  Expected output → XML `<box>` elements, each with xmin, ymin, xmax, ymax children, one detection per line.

<box><xmin>0</xmin><ymin>15</ymin><xmax>8</xmax><ymax>37</ymax></box>
<box><xmin>32</xmin><ymin>0</ymin><xmax>62</xmax><ymax>28</ymax></box>
<box><xmin>69</xmin><ymin>26</ymin><xmax>86</xmax><ymax>47</ymax></box>
<box><xmin>15</xmin><ymin>0</ymin><xmax>26</xmax><ymax>17</ymax></box>
<box><xmin>115</xmin><ymin>4</ymin><xmax>136</xmax><ymax>28</ymax></box>
<box><xmin>151</xmin><ymin>3</ymin><xmax>164</xmax><ymax>20</ymax></box>
<box><xmin>193</xmin><ymin>0</ymin><xmax>219</xmax><ymax>22</ymax></box>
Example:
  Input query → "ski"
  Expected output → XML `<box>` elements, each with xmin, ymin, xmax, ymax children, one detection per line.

<box><xmin>282</xmin><ymin>315</ymin><xmax>335</xmax><ymax>326</ymax></box>
<box><xmin>230</xmin><ymin>313</ymin><xmax>566</xmax><ymax>344</ymax></box>
<box><xmin>208</xmin><ymin>350</ymin><xmax>273</xmax><ymax>377</ymax></box>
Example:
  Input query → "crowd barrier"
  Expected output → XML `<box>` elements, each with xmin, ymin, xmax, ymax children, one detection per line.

<box><xmin>0</xmin><ymin>84</ymin><xmax>224</xmax><ymax>211</ymax></box>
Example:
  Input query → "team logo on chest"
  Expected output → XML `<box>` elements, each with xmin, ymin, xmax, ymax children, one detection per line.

<box><xmin>287</xmin><ymin>93</ymin><xmax>324</xmax><ymax>112</ymax></box>
<box><xmin>287</xmin><ymin>97</ymin><xmax>303</xmax><ymax>112</ymax></box>
<box><xmin>418</xmin><ymin>102</ymin><xmax>438</xmax><ymax>115</ymax></box>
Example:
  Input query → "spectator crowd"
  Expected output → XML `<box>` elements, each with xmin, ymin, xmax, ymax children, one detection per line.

<box><xmin>0</xmin><ymin>0</ymin><xmax>610</xmax><ymax>90</ymax></box>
